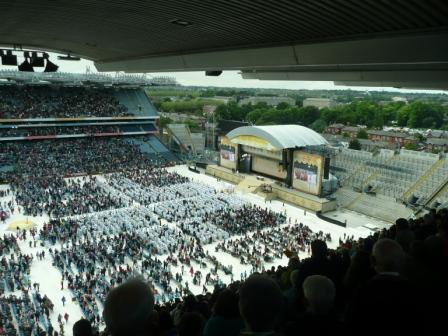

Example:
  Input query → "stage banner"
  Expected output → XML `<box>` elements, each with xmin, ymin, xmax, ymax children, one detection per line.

<box><xmin>292</xmin><ymin>151</ymin><xmax>323</xmax><ymax>195</ymax></box>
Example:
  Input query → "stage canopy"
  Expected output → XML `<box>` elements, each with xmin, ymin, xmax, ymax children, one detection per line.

<box><xmin>226</xmin><ymin>125</ymin><xmax>328</xmax><ymax>151</ymax></box>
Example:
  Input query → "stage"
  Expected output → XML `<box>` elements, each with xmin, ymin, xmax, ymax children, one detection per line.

<box><xmin>206</xmin><ymin>165</ymin><xmax>337</xmax><ymax>213</ymax></box>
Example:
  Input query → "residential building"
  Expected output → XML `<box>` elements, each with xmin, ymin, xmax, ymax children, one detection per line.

<box><xmin>426</xmin><ymin>138</ymin><xmax>448</xmax><ymax>152</ymax></box>
<box><xmin>326</xmin><ymin>123</ymin><xmax>345</xmax><ymax>134</ymax></box>
<box><xmin>367</xmin><ymin>130</ymin><xmax>414</xmax><ymax>145</ymax></box>
<box><xmin>342</xmin><ymin>126</ymin><xmax>360</xmax><ymax>138</ymax></box>
<box><xmin>358</xmin><ymin>139</ymin><xmax>398</xmax><ymax>151</ymax></box>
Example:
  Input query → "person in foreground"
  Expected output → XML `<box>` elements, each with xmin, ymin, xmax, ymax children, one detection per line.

<box><xmin>103</xmin><ymin>278</ymin><xmax>156</xmax><ymax>336</ymax></box>
<box><xmin>238</xmin><ymin>275</ymin><xmax>284</xmax><ymax>336</ymax></box>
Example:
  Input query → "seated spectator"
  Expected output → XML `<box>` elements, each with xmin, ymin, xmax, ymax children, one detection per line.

<box><xmin>73</xmin><ymin>319</ymin><xmax>93</xmax><ymax>336</ymax></box>
<box><xmin>103</xmin><ymin>278</ymin><xmax>155</xmax><ymax>336</ymax></box>
<box><xmin>284</xmin><ymin>275</ymin><xmax>341</xmax><ymax>336</ymax></box>
<box><xmin>394</xmin><ymin>218</ymin><xmax>415</xmax><ymax>253</ymax></box>
<box><xmin>283</xmin><ymin>269</ymin><xmax>300</xmax><ymax>317</ymax></box>
<box><xmin>303</xmin><ymin>275</ymin><xmax>335</xmax><ymax>315</ymax></box>
<box><xmin>177</xmin><ymin>312</ymin><xmax>204</xmax><ymax>336</ymax></box>
<box><xmin>295</xmin><ymin>239</ymin><xmax>335</xmax><ymax>290</ymax></box>
<box><xmin>342</xmin><ymin>250</ymin><xmax>375</xmax><ymax>297</ymax></box>
<box><xmin>280</xmin><ymin>256</ymin><xmax>300</xmax><ymax>289</ymax></box>
<box><xmin>346</xmin><ymin>238</ymin><xmax>423</xmax><ymax>335</ymax></box>
<box><xmin>239</xmin><ymin>275</ymin><xmax>283</xmax><ymax>335</ymax></box>
<box><xmin>204</xmin><ymin>289</ymin><xmax>244</xmax><ymax>336</ymax></box>
<box><xmin>157</xmin><ymin>310</ymin><xmax>177</xmax><ymax>336</ymax></box>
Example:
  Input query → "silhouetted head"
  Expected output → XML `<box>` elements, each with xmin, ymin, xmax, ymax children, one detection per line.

<box><xmin>73</xmin><ymin>319</ymin><xmax>92</xmax><ymax>336</ymax></box>
<box><xmin>103</xmin><ymin>278</ymin><xmax>155</xmax><ymax>336</ymax></box>
<box><xmin>177</xmin><ymin>312</ymin><xmax>204</xmax><ymax>336</ymax></box>
<box><xmin>239</xmin><ymin>275</ymin><xmax>283</xmax><ymax>332</ymax></box>
<box><xmin>371</xmin><ymin>239</ymin><xmax>405</xmax><ymax>274</ymax></box>
<box><xmin>213</xmin><ymin>289</ymin><xmax>240</xmax><ymax>318</ymax></box>
<box><xmin>311</xmin><ymin>240</ymin><xmax>328</xmax><ymax>259</ymax></box>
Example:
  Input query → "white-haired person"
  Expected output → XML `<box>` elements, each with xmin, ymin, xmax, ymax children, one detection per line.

<box><xmin>284</xmin><ymin>275</ymin><xmax>342</xmax><ymax>336</ymax></box>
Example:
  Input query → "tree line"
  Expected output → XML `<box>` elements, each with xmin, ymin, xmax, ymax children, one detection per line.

<box><xmin>153</xmin><ymin>98</ymin><xmax>224</xmax><ymax>115</ymax></box>
<box><xmin>215</xmin><ymin>100</ymin><xmax>448</xmax><ymax>132</ymax></box>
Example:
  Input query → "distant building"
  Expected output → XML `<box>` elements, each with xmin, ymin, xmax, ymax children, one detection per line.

<box><xmin>325</xmin><ymin>132</ymin><xmax>399</xmax><ymax>151</ymax></box>
<box><xmin>303</xmin><ymin>98</ymin><xmax>336</xmax><ymax>109</ymax></box>
<box><xmin>367</xmin><ymin>130</ymin><xmax>414</xmax><ymax>145</ymax></box>
<box><xmin>342</xmin><ymin>126</ymin><xmax>360</xmax><ymax>139</ymax></box>
<box><xmin>426</xmin><ymin>138</ymin><xmax>448</xmax><ymax>152</ymax></box>
<box><xmin>426</xmin><ymin>129</ymin><xmax>448</xmax><ymax>138</ymax></box>
<box><xmin>326</xmin><ymin>123</ymin><xmax>345</xmax><ymax>135</ymax></box>
<box><xmin>358</xmin><ymin>139</ymin><xmax>398</xmax><ymax>151</ymax></box>
<box><xmin>238</xmin><ymin>96</ymin><xmax>295</xmax><ymax>106</ymax></box>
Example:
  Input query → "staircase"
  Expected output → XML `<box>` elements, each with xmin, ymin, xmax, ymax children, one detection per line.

<box><xmin>235</xmin><ymin>176</ymin><xmax>274</xmax><ymax>194</ymax></box>
<box><xmin>401</xmin><ymin>158</ymin><xmax>444</xmax><ymax>201</ymax></box>
<box><xmin>167</xmin><ymin>124</ymin><xmax>194</xmax><ymax>153</ymax></box>
<box><xmin>345</xmin><ymin>190</ymin><xmax>365</xmax><ymax>209</ymax></box>
<box><xmin>423</xmin><ymin>176</ymin><xmax>448</xmax><ymax>209</ymax></box>
<box><xmin>347</xmin><ymin>193</ymin><xmax>413</xmax><ymax>223</ymax></box>
<box><xmin>344</xmin><ymin>154</ymin><xmax>397</xmax><ymax>209</ymax></box>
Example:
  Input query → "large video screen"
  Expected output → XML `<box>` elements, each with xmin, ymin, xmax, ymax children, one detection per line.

<box><xmin>220</xmin><ymin>143</ymin><xmax>237</xmax><ymax>169</ymax></box>
<box><xmin>292</xmin><ymin>151</ymin><xmax>323</xmax><ymax>195</ymax></box>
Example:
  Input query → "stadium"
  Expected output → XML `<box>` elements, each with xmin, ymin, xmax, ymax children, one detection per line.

<box><xmin>0</xmin><ymin>2</ymin><xmax>447</xmax><ymax>336</ymax></box>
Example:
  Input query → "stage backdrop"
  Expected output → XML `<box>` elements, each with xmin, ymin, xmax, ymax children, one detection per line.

<box><xmin>251</xmin><ymin>155</ymin><xmax>287</xmax><ymax>179</ymax></box>
<box><xmin>292</xmin><ymin>151</ymin><xmax>323</xmax><ymax>196</ymax></box>
<box><xmin>219</xmin><ymin>137</ymin><xmax>238</xmax><ymax>170</ymax></box>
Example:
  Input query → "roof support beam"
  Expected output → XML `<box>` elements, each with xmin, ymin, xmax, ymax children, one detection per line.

<box><xmin>95</xmin><ymin>32</ymin><xmax>448</xmax><ymax>72</ymax></box>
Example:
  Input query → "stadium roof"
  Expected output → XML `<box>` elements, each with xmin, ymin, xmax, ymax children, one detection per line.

<box><xmin>0</xmin><ymin>70</ymin><xmax>177</xmax><ymax>86</ymax></box>
<box><xmin>227</xmin><ymin>125</ymin><xmax>328</xmax><ymax>150</ymax></box>
<box><xmin>0</xmin><ymin>1</ymin><xmax>447</xmax><ymax>89</ymax></box>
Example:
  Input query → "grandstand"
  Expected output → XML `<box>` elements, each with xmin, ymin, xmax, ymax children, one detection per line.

<box><xmin>329</xmin><ymin>148</ymin><xmax>372</xmax><ymax>189</ymax></box>
<box><xmin>115</xmin><ymin>88</ymin><xmax>159</xmax><ymax>116</ymax></box>
<box><xmin>330</xmin><ymin>147</ymin><xmax>448</xmax><ymax>222</ymax></box>
<box><xmin>0</xmin><ymin>70</ymin><xmax>177</xmax><ymax>87</ymax></box>
<box><xmin>0</xmin><ymin>74</ymin><xmax>178</xmax><ymax>166</ymax></box>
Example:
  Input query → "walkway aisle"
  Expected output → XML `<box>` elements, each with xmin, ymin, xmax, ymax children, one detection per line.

<box><xmin>16</xmin><ymin>225</ymin><xmax>84</xmax><ymax>334</ymax></box>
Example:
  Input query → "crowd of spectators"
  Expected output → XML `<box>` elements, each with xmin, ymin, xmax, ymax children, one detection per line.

<box><xmin>215</xmin><ymin>221</ymin><xmax>331</xmax><ymax>267</ymax></box>
<box><xmin>0</xmin><ymin>232</ymin><xmax>55</xmax><ymax>336</ymax></box>
<box><xmin>2</xmin><ymin>158</ymin><xmax>448</xmax><ymax>336</ymax></box>
<box><xmin>2</xmin><ymin>138</ymin><xmax>173</xmax><ymax>217</ymax></box>
<box><xmin>65</xmin><ymin>208</ymin><xmax>447</xmax><ymax>336</ymax></box>
<box><xmin>32</xmin><ymin>175</ymin><xmax>287</xmax><ymax>329</ymax></box>
<box><xmin>0</xmin><ymin>125</ymin><xmax>121</xmax><ymax>138</ymax></box>
<box><xmin>0</xmin><ymin>86</ymin><xmax>130</xmax><ymax>119</ymax></box>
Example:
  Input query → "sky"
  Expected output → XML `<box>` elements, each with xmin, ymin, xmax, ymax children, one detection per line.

<box><xmin>0</xmin><ymin>51</ymin><xmax>444</xmax><ymax>94</ymax></box>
